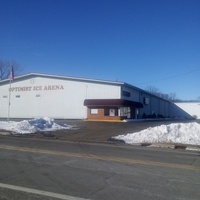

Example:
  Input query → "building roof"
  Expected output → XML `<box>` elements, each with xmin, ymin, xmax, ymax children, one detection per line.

<box><xmin>0</xmin><ymin>73</ymin><xmax>124</xmax><ymax>86</ymax></box>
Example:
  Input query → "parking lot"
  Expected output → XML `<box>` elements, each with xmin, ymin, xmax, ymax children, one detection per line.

<box><xmin>16</xmin><ymin>119</ymin><xmax>199</xmax><ymax>143</ymax></box>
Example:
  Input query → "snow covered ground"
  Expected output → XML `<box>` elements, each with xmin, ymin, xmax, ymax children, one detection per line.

<box><xmin>113</xmin><ymin>122</ymin><xmax>200</xmax><ymax>146</ymax></box>
<box><xmin>1</xmin><ymin>118</ymin><xmax>200</xmax><ymax>148</ymax></box>
<box><xmin>0</xmin><ymin>117</ymin><xmax>73</xmax><ymax>134</ymax></box>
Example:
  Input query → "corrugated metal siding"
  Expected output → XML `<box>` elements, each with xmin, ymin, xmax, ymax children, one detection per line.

<box><xmin>175</xmin><ymin>102</ymin><xmax>200</xmax><ymax>119</ymax></box>
<box><xmin>0</xmin><ymin>76</ymin><xmax>121</xmax><ymax>119</ymax></box>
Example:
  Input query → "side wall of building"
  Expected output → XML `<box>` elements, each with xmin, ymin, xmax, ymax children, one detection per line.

<box><xmin>0</xmin><ymin>77</ymin><xmax>121</xmax><ymax>119</ymax></box>
<box><xmin>120</xmin><ymin>85</ymin><xmax>194</xmax><ymax>119</ymax></box>
<box><xmin>175</xmin><ymin>102</ymin><xmax>200</xmax><ymax>119</ymax></box>
<box><xmin>121</xmin><ymin>86</ymin><xmax>170</xmax><ymax>118</ymax></box>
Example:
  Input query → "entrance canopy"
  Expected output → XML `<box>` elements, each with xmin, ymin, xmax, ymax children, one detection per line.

<box><xmin>84</xmin><ymin>99</ymin><xmax>143</xmax><ymax>108</ymax></box>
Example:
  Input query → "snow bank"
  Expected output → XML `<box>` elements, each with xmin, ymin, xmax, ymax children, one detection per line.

<box><xmin>113</xmin><ymin>122</ymin><xmax>200</xmax><ymax>145</ymax></box>
<box><xmin>0</xmin><ymin>117</ymin><xmax>72</xmax><ymax>134</ymax></box>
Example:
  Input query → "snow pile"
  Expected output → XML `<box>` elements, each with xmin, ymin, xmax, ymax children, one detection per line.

<box><xmin>0</xmin><ymin>117</ymin><xmax>72</xmax><ymax>134</ymax></box>
<box><xmin>113</xmin><ymin>122</ymin><xmax>200</xmax><ymax>145</ymax></box>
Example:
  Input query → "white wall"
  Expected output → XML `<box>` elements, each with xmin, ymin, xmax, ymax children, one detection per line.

<box><xmin>175</xmin><ymin>102</ymin><xmax>200</xmax><ymax>119</ymax></box>
<box><xmin>0</xmin><ymin>76</ymin><xmax>121</xmax><ymax>119</ymax></box>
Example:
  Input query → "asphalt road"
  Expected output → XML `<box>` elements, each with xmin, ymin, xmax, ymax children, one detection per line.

<box><xmin>0</xmin><ymin>135</ymin><xmax>200</xmax><ymax>200</ymax></box>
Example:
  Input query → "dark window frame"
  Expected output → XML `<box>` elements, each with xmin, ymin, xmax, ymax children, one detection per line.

<box><xmin>122</xmin><ymin>90</ymin><xmax>131</xmax><ymax>97</ymax></box>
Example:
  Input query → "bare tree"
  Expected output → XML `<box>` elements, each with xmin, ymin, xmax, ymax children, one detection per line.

<box><xmin>146</xmin><ymin>86</ymin><xmax>178</xmax><ymax>102</ymax></box>
<box><xmin>145</xmin><ymin>86</ymin><xmax>160</xmax><ymax>96</ymax></box>
<box><xmin>169</xmin><ymin>92</ymin><xmax>177</xmax><ymax>101</ymax></box>
<box><xmin>0</xmin><ymin>59</ymin><xmax>23</xmax><ymax>80</ymax></box>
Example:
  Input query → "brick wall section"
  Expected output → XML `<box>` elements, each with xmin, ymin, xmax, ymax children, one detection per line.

<box><xmin>87</xmin><ymin>108</ymin><xmax>121</xmax><ymax>120</ymax></box>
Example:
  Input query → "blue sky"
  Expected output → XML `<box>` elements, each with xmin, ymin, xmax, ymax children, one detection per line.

<box><xmin>0</xmin><ymin>0</ymin><xmax>200</xmax><ymax>100</ymax></box>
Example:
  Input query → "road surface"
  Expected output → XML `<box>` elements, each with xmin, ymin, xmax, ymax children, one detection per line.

<box><xmin>0</xmin><ymin>135</ymin><xmax>200</xmax><ymax>200</ymax></box>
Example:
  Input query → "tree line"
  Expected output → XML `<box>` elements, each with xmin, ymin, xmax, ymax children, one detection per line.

<box><xmin>145</xmin><ymin>86</ymin><xmax>200</xmax><ymax>102</ymax></box>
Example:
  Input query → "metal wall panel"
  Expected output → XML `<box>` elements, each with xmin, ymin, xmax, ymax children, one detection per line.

<box><xmin>175</xmin><ymin>102</ymin><xmax>200</xmax><ymax>119</ymax></box>
<box><xmin>0</xmin><ymin>76</ymin><xmax>121</xmax><ymax>119</ymax></box>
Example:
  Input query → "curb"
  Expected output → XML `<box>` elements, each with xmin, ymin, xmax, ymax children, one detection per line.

<box><xmin>0</xmin><ymin>131</ymin><xmax>10</xmax><ymax>136</ymax></box>
<box><xmin>141</xmin><ymin>143</ymin><xmax>200</xmax><ymax>151</ymax></box>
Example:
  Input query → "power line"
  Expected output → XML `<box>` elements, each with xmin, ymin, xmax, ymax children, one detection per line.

<box><xmin>137</xmin><ymin>67</ymin><xmax>200</xmax><ymax>85</ymax></box>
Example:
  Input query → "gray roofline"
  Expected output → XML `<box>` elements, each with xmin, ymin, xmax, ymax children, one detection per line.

<box><xmin>0</xmin><ymin>72</ymin><xmax>124</xmax><ymax>86</ymax></box>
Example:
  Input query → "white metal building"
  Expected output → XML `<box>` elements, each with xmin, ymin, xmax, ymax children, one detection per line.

<box><xmin>175</xmin><ymin>102</ymin><xmax>200</xmax><ymax>119</ymax></box>
<box><xmin>0</xmin><ymin>73</ymin><xmax>193</xmax><ymax>120</ymax></box>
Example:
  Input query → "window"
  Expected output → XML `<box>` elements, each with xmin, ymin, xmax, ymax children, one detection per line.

<box><xmin>91</xmin><ymin>109</ymin><xmax>98</xmax><ymax>114</ymax></box>
<box><xmin>104</xmin><ymin>108</ymin><xmax>118</xmax><ymax>116</ymax></box>
<box><xmin>36</xmin><ymin>94</ymin><xmax>41</xmax><ymax>97</ymax></box>
<box><xmin>3</xmin><ymin>95</ymin><xmax>7</xmax><ymax>98</ymax></box>
<box><xmin>16</xmin><ymin>95</ymin><xmax>20</xmax><ymax>98</ymax></box>
<box><xmin>122</xmin><ymin>90</ymin><xmax>131</xmax><ymax>97</ymax></box>
<box><xmin>104</xmin><ymin>108</ymin><xmax>109</xmax><ymax>116</ymax></box>
<box><xmin>120</xmin><ymin>107</ymin><xmax>131</xmax><ymax>117</ymax></box>
<box><xmin>109</xmin><ymin>109</ymin><xmax>115</xmax><ymax>116</ymax></box>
